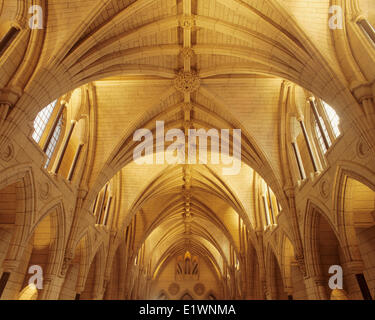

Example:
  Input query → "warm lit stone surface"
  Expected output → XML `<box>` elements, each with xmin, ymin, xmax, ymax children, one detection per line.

<box><xmin>0</xmin><ymin>0</ymin><xmax>374</xmax><ymax>301</ymax></box>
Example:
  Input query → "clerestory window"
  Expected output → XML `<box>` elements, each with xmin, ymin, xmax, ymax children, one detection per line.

<box><xmin>322</xmin><ymin>101</ymin><xmax>341</xmax><ymax>139</ymax></box>
<box><xmin>32</xmin><ymin>100</ymin><xmax>57</xmax><ymax>143</ymax></box>
<box><xmin>44</xmin><ymin>114</ymin><xmax>63</xmax><ymax>168</ymax></box>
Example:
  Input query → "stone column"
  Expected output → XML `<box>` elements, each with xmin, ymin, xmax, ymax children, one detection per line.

<box><xmin>0</xmin><ymin>87</ymin><xmax>22</xmax><ymax>149</ymax></box>
<box><xmin>309</xmin><ymin>98</ymin><xmax>330</xmax><ymax>151</ymax></box>
<box><xmin>39</xmin><ymin>275</ymin><xmax>54</xmax><ymax>300</ymax></box>
<box><xmin>262</xmin><ymin>280</ymin><xmax>271</xmax><ymax>300</ymax></box>
<box><xmin>352</xmin><ymin>84</ymin><xmax>375</xmax><ymax>153</ymax></box>
<box><xmin>0</xmin><ymin>259</ymin><xmax>19</xmax><ymax>299</ymax></box>
<box><xmin>342</xmin><ymin>260</ymin><xmax>368</xmax><ymax>300</ymax></box>
<box><xmin>357</xmin><ymin>18</ymin><xmax>375</xmax><ymax>44</ymax></box>
<box><xmin>0</xmin><ymin>103</ymin><xmax>10</xmax><ymax>128</ymax></box>
<box><xmin>303</xmin><ymin>276</ymin><xmax>328</xmax><ymax>300</ymax></box>
<box><xmin>0</xmin><ymin>23</ymin><xmax>20</xmax><ymax>56</ymax></box>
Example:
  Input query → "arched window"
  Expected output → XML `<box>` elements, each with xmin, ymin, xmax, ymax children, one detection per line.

<box><xmin>315</xmin><ymin>121</ymin><xmax>328</xmax><ymax>154</ymax></box>
<box><xmin>357</xmin><ymin>18</ymin><xmax>375</xmax><ymax>46</ymax></box>
<box><xmin>261</xmin><ymin>181</ymin><xmax>279</xmax><ymax>227</ymax></box>
<box><xmin>322</xmin><ymin>101</ymin><xmax>341</xmax><ymax>138</ymax></box>
<box><xmin>93</xmin><ymin>183</ymin><xmax>113</xmax><ymax>226</ymax></box>
<box><xmin>176</xmin><ymin>252</ymin><xmax>199</xmax><ymax>280</ymax></box>
<box><xmin>44</xmin><ymin>113</ymin><xmax>63</xmax><ymax>168</ymax></box>
<box><xmin>192</xmin><ymin>257</ymin><xmax>199</xmax><ymax>275</ymax></box>
<box><xmin>32</xmin><ymin>100</ymin><xmax>58</xmax><ymax>143</ymax></box>
<box><xmin>310</xmin><ymin>98</ymin><xmax>341</xmax><ymax>156</ymax></box>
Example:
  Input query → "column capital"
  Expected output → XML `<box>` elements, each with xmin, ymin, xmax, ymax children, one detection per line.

<box><xmin>352</xmin><ymin>82</ymin><xmax>374</xmax><ymax>103</ymax></box>
<box><xmin>2</xmin><ymin>259</ymin><xmax>19</xmax><ymax>272</ymax></box>
<box><xmin>311</xmin><ymin>275</ymin><xmax>327</xmax><ymax>287</ymax></box>
<box><xmin>353</xmin><ymin>14</ymin><xmax>367</xmax><ymax>24</ymax></box>
<box><xmin>77</xmin><ymin>188</ymin><xmax>88</xmax><ymax>199</ymax></box>
<box><xmin>297</xmin><ymin>115</ymin><xmax>304</xmax><ymax>123</ymax></box>
<box><xmin>283</xmin><ymin>186</ymin><xmax>295</xmax><ymax>198</ymax></box>
<box><xmin>343</xmin><ymin>260</ymin><xmax>365</xmax><ymax>274</ymax></box>
<box><xmin>282</xmin><ymin>80</ymin><xmax>293</xmax><ymax>88</ymax></box>
<box><xmin>0</xmin><ymin>87</ymin><xmax>22</xmax><ymax>107</ymax></box>
<box><xmin>179</xmin><ymin>15</ymin><xmax>196</xmax><ymax>30</ymax></box>
<box><xmin>10</xmin><ymin>21</ymin><xmax>23</xmax><ymax>30</ymax></box>
<box><xmin>295</xmin><ymin>254</ymin><xmax>307</xmax><ymax>278</ymax></box>
<box><xmin>307</xmin><ymin>96</ymin><xmax>315</xmax><ymax>102</ymax></box>
<box><xmin>59</xmin><ymin>254</ymin><xmax>73</xmax><ymax>277</ymax></box>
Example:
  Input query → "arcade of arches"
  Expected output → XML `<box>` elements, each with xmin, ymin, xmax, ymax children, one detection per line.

<box><xmin>0</xmin><ymin>0</ymin><xmax>375</xmax><ymax>300</ymax></box>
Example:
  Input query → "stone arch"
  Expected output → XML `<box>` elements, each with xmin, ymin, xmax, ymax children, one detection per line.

<box><xmin>1</xmin><ymin>199</ymin><xmax>65</xmax><ymax>300</ymax></box>
<box><xmin>333</xmin><ymin>163</ymin><xmax>375</xmax><ymax>261</ymax></box>
<box><xmin>157</xmin><ymin>289</ymin><xmax>169</xmax><ymax>300</ymax></box>
<box><xmin>243</xmin><ymin>241</ymin><xmax>262</xmax><ymax>300</ymax></box>
<box><xmin>0</xmin><ymin>166</ymin><xmax>35</xmax><ymax>267</ymax></box>
<box><xmin>333</xmin><ymin>164</ymin><xmax>375</xmax><ymax>299</ymax></box>
<box><xmin>80</xmin><ymin>243</ymin><xmax>106</xmax><ymax>300</ymax></box>
<box><xmin>59</xmin><ymin>232</ymin><xmax>91</xmax><ymax>300</ymax></box>
<box><xmin>26</xmin><ymin>200</ymin><xmax>66</xmax><ymax>277</ymax></box>
<box><xmin>206</xmin><ymin>290</ymin><xmax>217</xmax><ymax>300</ymax></box>
<box><xmin>265</xmin><ymin>245</ymin><xmax>288</xmax><ymax>300</ymax></box>
<box><xmin>103</xmin><ymin>241</ymin><xmax>124</xmax><ymax>300</ymax></box>
<box><xmin>180</xmin><ymin>290</ymin><xmax>194</xmax><ymax>300</ymax></box>
<box><xmin>280</xmin><ymin>234</ymin><xmax>307</xmax><ymax>300</ymax></box>
<box><xmin>303</xmin><ymin>200</ymin><xmax>362</xmax><ymax>299</ymax></box>
<box><xmin>81</xmin><ymin>98</ymin><xmax>289</xmax><ymax>219</ymax></box>
<box><xmin>304</xmin><ymin>200</ymin><xmax>345</xmax><ymax>276</ymax></box>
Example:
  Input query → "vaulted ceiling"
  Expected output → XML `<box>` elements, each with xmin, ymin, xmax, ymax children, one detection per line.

<box><xmin>1</xmin><ymin>0</ymin><xmax>365</xmax><ymax>290</ymax></box>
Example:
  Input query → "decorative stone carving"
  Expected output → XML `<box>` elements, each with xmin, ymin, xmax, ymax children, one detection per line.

<box><xmin>183</xmin><ymin>173</ymin><xmax>192</xmax><ymax>195</ymax></box>
<box><xmin>183</xmin><ymin>120</ymin><xmax>193</xmax><ymax>131</ymax></box>
<box><xmin>182</xmin><ymin>102</ymin><xmax>193</xmax><ymax>113</ymax></box>
<box><xmin>39</xmin><ymin>182</ymin><xmax>50</xmax><ymax>201</ymax></box>
<box><xmin>194</xmin><ymin>283</ymin><xmax>205</xmax><ymax>296</ymax></box>
<box><xmin>356</xmin><ymin>138</ymin><xmax>370</xmax><ymax>158</ymax></box>
<box><xmin>168</xmin><ymin>283</ymin><xmax>180</xmax><ymax>296</ymax></box>
<box><xmin>103</xmin><ymin>279</ymin><xmax>109</xmax><ymax>291</ymax></box>
<box><xmin>0</xmin><ymin>138</ymin><xmax>14</xmax><ymax>162</ymax></box>
<box><xmin>0</xmin><ymin>88</ymin><xmax>22</xmax><ymax>127</ymax></box>
<box><xmin>174</xmin><ymin>70</ymin><xmax>200</xmax><ymax>93</ymax></box>
<box><xmin>183</xmin><ymin>191</ymin><xmax>191</xmax><ymax>203</ymax></box>
<box><xmin>60</xmin><ymin>255</ymin><xmax>73</xmax><ymax>276</ymax></box>
<box><xmin>314</xmin><ymin>277</ymin><xmax>326</xmax><ymax>287</ymax></box>
<box><xmin>319</xmin><ymin>179</ymin><xmax>330</xmax><ymax>199</ymax></box>
<box><xmin>295</xmin><ymin>254</ymin><xmax>307</xmax><ymax>277</ymax></box>
<box><xmin>180</xmin><ymin>47</ymin><xmax>195</xmax><ymax>59</ymax></box>
<box><xmin>179</xmin><ymin>15</ymin><xmax>196</xmax><ymax>29</ymax></box>
<box><xmin>261</xmin><ymin>281</ymin><xmax>269</xmax><ymax>298</ymax></box>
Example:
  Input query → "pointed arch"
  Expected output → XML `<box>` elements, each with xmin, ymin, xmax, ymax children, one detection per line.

<box><xmin>0</xmin><ymin>165</ymin><xmax>35</xmax><ymax>265</ymax></box>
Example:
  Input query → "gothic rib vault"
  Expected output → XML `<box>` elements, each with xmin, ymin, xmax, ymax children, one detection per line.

<box><xmin>0</xmin><ymin>0</ymin><xmax>374</xmax><ymax>300</ymax></box>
